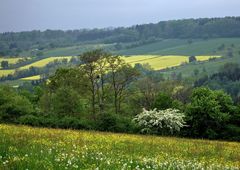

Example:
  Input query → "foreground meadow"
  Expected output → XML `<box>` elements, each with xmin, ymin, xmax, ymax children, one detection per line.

<box><xmin>0</xmin><ymin>124</ymin><xmax>239</xmax><ymax>170</ymax></box>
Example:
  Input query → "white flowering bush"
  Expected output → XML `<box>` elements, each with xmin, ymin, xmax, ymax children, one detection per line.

<box><xmin>133</xmin><ymin>108</ymin><xmax>186</xmax><ymax>134</ymax></box>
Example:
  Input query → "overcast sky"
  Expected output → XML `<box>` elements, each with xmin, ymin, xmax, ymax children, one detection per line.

<box><xmin>0</xmin><ymin>0</ymin><xmax>240</xmax><ymax>32</ymax></box>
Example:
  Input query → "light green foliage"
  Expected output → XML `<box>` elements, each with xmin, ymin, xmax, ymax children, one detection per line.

<box><xmin>0</xmin><ymin>86</ymin><xmax>33</xmax><ymax>122</ymax></box>
<box><xmin>41</xmin><ymin>68</ymin><xmax>87</xmax><ymax>115</ymax></box>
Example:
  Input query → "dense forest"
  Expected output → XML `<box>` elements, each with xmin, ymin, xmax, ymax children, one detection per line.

<box><xmin>1</xmin><ymin>17</ymin><xmax>240</xmax><ymax>56</ymax></box>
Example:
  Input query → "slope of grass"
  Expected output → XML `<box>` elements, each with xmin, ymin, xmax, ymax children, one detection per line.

<box><xmin>116</xmin><ymin>38</ymin><xmax>240</xmax><ymax>56</ymax></box>
<box><xmin>0</xmin><ymin>124</ymin><xmax>239</xmax><ymax>169</ymax></box>
<box><xmin>21</xmin><ymin>44</ymin><xmax>114</xmax><ymax>57</ymax></box>
<box><xmin>162</xmin><ymin>49</ymin><xmax>240</xmax><ymax>78</ymax></box>
<box><xmin>116</xmin><ymin>39</ymin><xmax>191</xmax><ymax>55</ymax></box>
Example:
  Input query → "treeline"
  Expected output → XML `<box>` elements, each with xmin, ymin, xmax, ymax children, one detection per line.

<box><xmin>195</xmin><ymin>63</ymin><xmax>240</xmax><ymax>102</ymax></box>
<box><xmin>0</xmin><ymin>50</ymin><xmax>239</xmax><ymax>141</ymax></box>
<box><xmin>1</xmin><ymin>17</ymin><xmax>240</xmax><ymax>55</ymax></box>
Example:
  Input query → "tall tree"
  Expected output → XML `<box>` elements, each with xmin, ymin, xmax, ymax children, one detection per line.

<box><xmin>1</xmin><ymin>61</ymin><xmax>9</xmax><ymax>69</ymax></box>
<box><xmin>107</xmin><ymin>56</ymin><xmax>139</xmax><ymax>114</ymax></box>
<box><xmin>79</xmin><ymin>49</ymin><xmax>111</xmax><ymax>115</ymax></box>
<box><xmin>189</xmin><ymin>56</ymin><xmax>196</xmax><ymax>63</ymax></box>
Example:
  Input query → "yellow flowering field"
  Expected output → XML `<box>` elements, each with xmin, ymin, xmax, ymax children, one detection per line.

<box><xmin>0</xmin><ymin>55</ymin><xmax>220</xmax><ymax>77</ymax></box>
<box><xmin>122</xmin><ymin>55</ymin><xmax>221</xmax><ymax>70</ymax></box>
<box><xmin>0</xmin><ymin>124</ymin><xmax>239</xmax><ymax>169</ymax></box>
<box><xmin>19</xmin><ymin>56</ymin><xmax>72</xmax><ymax>70</ymax></box>
<box><xmin>20</xmin><ymin>75</ymin><xmax>41</xmax><ymax>81</ymax></box>
<box><xmin>0</xmin><ymin>57</ymin><xmax>23</xmax><ymax>65</ymax></box>
<box><xmin>0</xmin><ymin>69</ymin><xmax>15</xmax><ymax>77</ymax></box>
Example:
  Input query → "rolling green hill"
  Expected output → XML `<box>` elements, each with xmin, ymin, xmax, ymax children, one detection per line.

<box><xmin>160</xmin><ymin>42</ymin><xmax>240</xmax><ymax>78</ymax></box>
<box><xmin>19</xmin><ymin>38</ymin><xmax>240</xmax><ymax>58</ymax></box>
<box><xmin>115</xmin><ymin>38</ymin><xmax>240</xmax><ymax>56</ymax></box>
<box><xmin>0</xmin><ymin>37</ymin><xmax>240</xmax><ymax>84</ymax></box>
<box><xmin>21</xmin><ymin>44</ymin><xmax>114</xmax><ymax>57</ymax></box>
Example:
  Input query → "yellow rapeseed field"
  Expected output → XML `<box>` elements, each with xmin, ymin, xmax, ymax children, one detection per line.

<box><xmin>0</xmin><ymin>69</ymin><xmax>15</xmax><ymax>77</ymax></box>
<box><xmin>0</xmin><ymin>55</ymin><xmax>220</xmax><ymax>78</ymax></box>
<box><xmin>20</xmin><ymin>75</ymin><xmax>41</xmax><ymax>81</ymax></box>
<box><xmin>0</xmin><ymin>124</ymin><xmax>239</xmax><ymax>169</ymax></box>
<box><xmin>196</xmin><ymin>55</ymin><xmax>221</xmax><ymax>61</ymax></box>
<box><xmin>19</xmin><ymin>56</ymin><xmax>72</xmax><ymax>70</ymax></box>
<box><xmin>122</xmin><ymin>55</ymin><xmax>221</xmax><ymax>70</ymax></box>
<box><xmin>0</xmin><ymin>57</ymin><xmax>23</xmax><ymax>65</ymax></box>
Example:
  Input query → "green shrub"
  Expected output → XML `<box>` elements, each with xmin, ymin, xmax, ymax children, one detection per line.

<box><xmin>222</xmin><ymin>124</ymin><xmax>240</xmax><ymax>141</ymax></box>
<box><xmin>186</xmin><ymin>87</ymin><xmax>233</xmax><ymax>139</ymax></box>
<box><xmin>18</xmin><ymin>115</ymin><xmax>40</xmax><ymax>126</ymax></box>
<box><xmin>97</xmin><ymin>113</ymin><xmax>118</xmax><ymax>132</ymax></box>
<box><xmin>96</xmin><ymin>113</ymin><xmax>136</xmax><ymax>133</ymax></box>
<box><xmin>0</xmin><ymin>86</ymin><xmax>34</xmax><ymax>123</ymax></box>
<box><xmin>58</xmin><ymin>116</ymin><xmax>92</xmax><ymax>130</ymax></box>
<box><xmin>153</xmin><ymin>92</ymin><xmax>173</xmax><ymax>110</ymax></box>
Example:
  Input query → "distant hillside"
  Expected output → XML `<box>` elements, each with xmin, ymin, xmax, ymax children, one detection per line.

<box><xmin>0</xmin><ymin>17</ymin><xmax>240</xmax><ymax>56</ymax></box>
<box><xmin>161</xmin><ymin>41</ymin><xmax>240</xmax><ymax>79</ymax></box>
<box><xmin>115</xmin><ymin>38</ymin><xmax>240</xmax><ymax>56</ymax></box>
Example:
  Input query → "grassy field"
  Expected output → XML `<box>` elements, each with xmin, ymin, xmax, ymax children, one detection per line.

<box><xmin>17</xmin><ymin>38</ymin><xmax>240</xmax><ymax>57</ymax></box>
<box><xmin>21</xmin><ymin>44</ymin><xmax>114</xmax><ymax>57</ymax></box>
<box><xmin>0</xmin><ymin>124</ymin><xmax>239</xmax><ymax>169</ymax></box>
<box><xmin>162</xmin><ymin>50</ymin><xmax>240</xmax><ymax>78</ymax></box>
<box><xmin>116</xmin><ymin>38</ymin><xmax>240</xmax><ymax>56</ymax></box>
<box><xmin>122</xmin><ymin>55</ymin><xmax>221</xmax><ymax>70</ymax></box>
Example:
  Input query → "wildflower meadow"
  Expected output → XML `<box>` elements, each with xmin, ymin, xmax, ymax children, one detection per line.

<box><xmin>0</xmin><ymin>124</ymin><xmax>239</xmax><ymax>169</ymax></box>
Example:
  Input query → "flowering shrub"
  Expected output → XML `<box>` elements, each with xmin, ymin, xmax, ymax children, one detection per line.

<box><xmin>133</xmin><ymin>108</ymin><xmax>186</xmax><ymax>134</ymax></box>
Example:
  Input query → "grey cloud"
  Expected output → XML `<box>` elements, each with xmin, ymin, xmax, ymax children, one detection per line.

<box><xmin>0</xmin><ymin>0</ymin><xmax>239</xmax><ymax>32</ymax></box>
